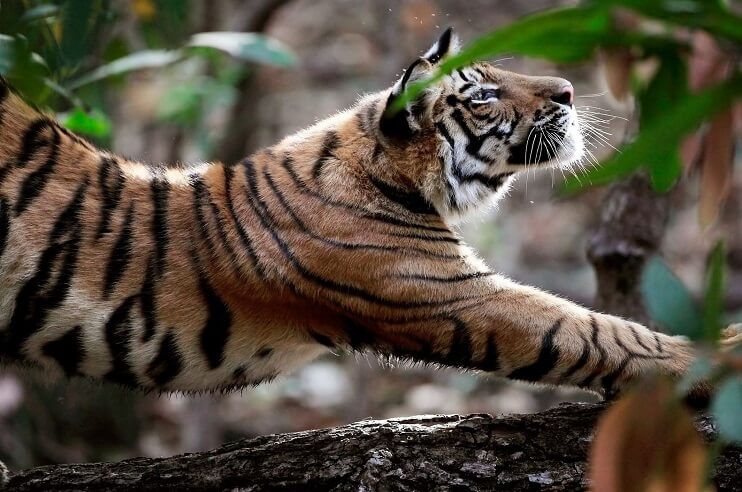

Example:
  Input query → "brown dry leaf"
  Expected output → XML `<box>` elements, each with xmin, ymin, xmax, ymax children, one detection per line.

<box><xmin>599</xmin><ymin>9</ymin><xmax>639</xmax><ymax>102</ymax></box>
<box><xmin>698</xmin><ymin>109</ymin><xmax>734</xmax><ymax>228</ymax></box>
<box><xmin>600</xmin><ymin>48</ymin><xmax>633</xmax><ymax>101</ymax></box>
<box><xmin>589</xmin><ymin>379</ymin><xmax>709</xmax><ymax>492</ymax></box>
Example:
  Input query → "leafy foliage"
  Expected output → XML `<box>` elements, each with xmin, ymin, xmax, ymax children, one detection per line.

<box><xmin>0</xmin><ymin>0</ymin><xmax>294</xmax><ymax>143</ymax></box>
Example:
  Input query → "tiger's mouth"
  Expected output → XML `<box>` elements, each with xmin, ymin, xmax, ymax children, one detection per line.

<box><xmin>506</xmin><ymin>113</ymin><xmax>582</xmax><ymax>167</ymax></box>
<box><xmin>507</xmin><ymin>129</ymin><xmax>566</xmax><ymax>165</ymax></box>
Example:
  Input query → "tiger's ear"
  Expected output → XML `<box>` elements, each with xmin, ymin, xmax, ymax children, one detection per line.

<box><xmin>380</xmin><ymin>28</ymin><xmax>459</xmax><ymax>139</ymax></box>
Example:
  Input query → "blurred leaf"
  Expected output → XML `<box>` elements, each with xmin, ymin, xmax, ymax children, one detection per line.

<box><xmin>589</xmin><ymin>379</ymin><xmax>707</xmax><ymax>492</ymax></box>
<box><xmin>156</xmin><ymin>82</ymin><xmax>204</xmax><ymax>125</ymax></box>
<box><xmin>0</xmin><ymin>34</ymin><xmax>50</xmax><ymax>102</ymax></box>
<box><xmin>698</xmin><ymin>110</ymin><xmax>733</xmax><ymax>227</ymax></box>
<box><xmin>641</xmin><ymin>256</ymin><xmax>704</xmax><ymax>339</ymax></box>
<box><xmin>594</xmin><ymin>0</ymin><xmax>742</xmax><ymax>44</ymax></box>
<box><xmin>703</xmin><ymin>242</ymin><xmax>726</xmax><ymax>343</ymax></box>
<box><xmin>20</xmin><ymin>5</ymin><xmax>60</xmax><ymax>24</ymax></box>
<box><xmin>564</xmin><ymin>75</ymin><xmax>742</xmax><ymax>193</ymax></box>
<box><xmin>67</xmin><ymin>50</ymin><xmax>182</xmax><ymax>89</ymax></box>
<box><xmin>600</xmin><ymin>48</ymin><xmax>632</xmax><ymax>101</ymax></box>
<box><xmin>676</xmin><ymin>356</ymin><xmax>714</xmax><ymax>396</ymax></box>
<box><xmin>59</xmin><ymin>0</ymin><xmax>97</xmax><ymax>68</ymax></box>
<box><xmin>61</xmin><ymin>107</ymin><xmax>112</xmax><ymax>138</ymax></box>
<box><xmin>711</xmin><ymin>377</ymin><xmax>742</xmax><ymax>443</ymax></box>
<box><xmin>188</xmin><ymin>32</ymin><xmax>296</xmax><ymax>67</ymax></box>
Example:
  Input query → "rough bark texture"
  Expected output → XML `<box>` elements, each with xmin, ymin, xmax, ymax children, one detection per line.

<box><xmin>587</xmin><ymin>173</ymin><xmax>670</xmax><ymax>325</ymax></box>
<box><xmin>4</xmin><ymin>402</ymin><xmax>741</xmax><ymax>491</ymax></box>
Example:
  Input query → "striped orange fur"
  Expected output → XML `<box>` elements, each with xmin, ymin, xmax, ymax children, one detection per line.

<box><xmin>0</xmin><ymin>29</ymin><xmax>737</xmax><ymax>397</ymax></box>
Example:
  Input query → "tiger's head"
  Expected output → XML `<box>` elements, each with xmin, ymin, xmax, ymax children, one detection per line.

<box><xmin>376</xmin><ymin>28</ymin><xmax>585</xmax><ymax>218</ymax></box>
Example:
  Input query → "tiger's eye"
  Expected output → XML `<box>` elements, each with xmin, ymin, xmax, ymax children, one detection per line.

<box><xmin>471</xmin><ymin>88</ymin><xmax>500</xmax><ymax>104</ymax></box>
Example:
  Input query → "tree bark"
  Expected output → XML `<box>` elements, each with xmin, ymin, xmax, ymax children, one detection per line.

<box><xmin>587</xmin><ymin>173</ymin><xmax>670</xmax><ymax>325</ymax></box>
<box><xmin>3</xmin><ymin>402</ymin><xmax>740</xmax><ymax>491</ymax></box>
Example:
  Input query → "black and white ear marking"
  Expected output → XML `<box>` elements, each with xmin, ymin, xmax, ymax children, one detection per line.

<box><xmin>423</xmin><ymin>27</ymin><xmax>459</xmax><ymax>64</ymax></box>
<box><xmin>380</xmin><ymin>28</ymin><xmax>460</xmax><ymax>139</ymax></box>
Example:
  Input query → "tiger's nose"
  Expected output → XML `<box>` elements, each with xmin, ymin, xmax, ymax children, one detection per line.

<box><xmin>550</xmin><ymin>84</ymin><xmax>574</xmax><ymax>106</ymax></box>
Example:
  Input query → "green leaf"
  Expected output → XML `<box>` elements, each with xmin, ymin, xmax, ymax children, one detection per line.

<box><xmin>641</xmin><ymin>256</ymin><xmax>704</xmax><ymax>339</ymax></box>
<box><xmin>188</xmin><ymin>32</ymin><xmax>296</xmax><ymax>67</ymax></box>
<box><xmin>703</xmin><ymin>242</ymin><xmax>726</xmax><ymax>343</ymax></box>
<box><xmin>67</xmin><ymin>50</ymin><xmax>182</xmax><ymax>89</ymax></box>
<box><xmin>0</xmin><ymin>35</ymin><xmax>50</xmax><ymax>102</ymax></box>
<box><xmin>59</xmin><ymin>0</ymin><xmax>96</xmax><ymax>67</ymax></box>
<box><xmin>61</xmin><ymin>107</ymin><xmax>112</xmax><ymax>138</ymax></box>
<box><xmin>564</xmin><ymin>75</ymin><xmax>742</xmax><ymax>193</ymax></box>
<box><xmin>594</xmin><ymin>0</ymin><xmax>742</xmax><ymax>44</ymax></box>
<box><xmin>676</xmin><ymin>356</ymin><xmax>714</xmax><ymax>396</ymax></box>
<box><xmin>20</xmin><ymin>4</ymin><xmax>60</xmax><ymax>24</ymax></box>
<box><xmin>711</xmin><ymin>377</ymin><xmax>742</xmax><ymax>443</ymax></box>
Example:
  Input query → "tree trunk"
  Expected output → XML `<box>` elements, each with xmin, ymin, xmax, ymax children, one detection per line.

<box><xmin>3</xmin><ymin>402</ymin><xmax>740</xmax><ymax>491</ymax></box>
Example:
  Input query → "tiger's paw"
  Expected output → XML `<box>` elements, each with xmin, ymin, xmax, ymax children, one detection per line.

<box><xmin>683</xmin><ymin>323</ymin><xmax>742</xmax><ymax>409</ymax></box>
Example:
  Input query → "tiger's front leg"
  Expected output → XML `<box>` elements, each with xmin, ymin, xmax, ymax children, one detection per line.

<box><xmin>339</xmin><ymin>275</ymin><xmax>695</xmax><ymax>397</ymax></box>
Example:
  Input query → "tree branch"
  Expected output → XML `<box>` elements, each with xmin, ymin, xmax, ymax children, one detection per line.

<box><xmin>4</xmin><ymin>403</ymin><xmax>741</xmax><ymax>491</ymax></box>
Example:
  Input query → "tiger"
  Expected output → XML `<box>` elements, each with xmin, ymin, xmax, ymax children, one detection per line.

<box><xmin>0</xmin><ymin>28</ymin><xmax>738</xmax><ymax>407</ymax></box>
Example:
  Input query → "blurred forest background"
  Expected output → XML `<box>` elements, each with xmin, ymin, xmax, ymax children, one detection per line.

<box><xmin>0</xmin><ymin>0</ymin><xmax>740</xmax><ymax>470</ymax></box>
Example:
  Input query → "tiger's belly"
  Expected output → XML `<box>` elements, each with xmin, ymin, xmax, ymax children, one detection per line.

<box><xmin>0</xmin><ymin>251</ymin><xmax>329</xmax><ymax>392</ymax></box>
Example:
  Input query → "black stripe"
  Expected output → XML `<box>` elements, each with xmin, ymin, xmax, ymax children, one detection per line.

<box><xmin>388</xmin><ymin>231</ymin><xmax>460</xmax><ymax>244</ymax></box>
<box><xmin>263</xmin><ymin>169</ymin><xmax>463</xmax><ymax>260</ymax></box>
<box><xmin>104</xmin><ymin>295</ymin><xmax>140</xmax><ymax>388</ymax></box>
<box><xmin>508</xmin><ymin>320</ymin><xmax>562</xmax><ymax>382</ymax></box>
<box><xmin>146</xmin><ymin>330</ymin><xmax>183</xmax><ymax>386</ymax></box>
<box><xmin>580</xmin><ymin>315</ymin><xmax>608</xmax><ymax>388</ymax></box>
<box><xmin>281</xmin><ymin>155</ymin><xmax>451</xmax><ymax>234</ymax></box>
<box><xmin>312</xmin><ymin>131</ymin><xmax>339</xmax><ymax>180</ymax></box>
<box><xmin>242</xmin><ymin>159</ymin><xmax>475</xmax><ymax>310</ymax></box>
<box><xmin>456</xmin><ymin>68</ymin><xmax>470</xmax><ymax>82</ymax></box>
<box><xmin>476</xmin><ymin>332</ymin><xmax>500</xmax><ymax>371</ymax></box>
<box><xmin>223</xmin><ymin>164</ymin><xmax>264</xmax><ymax>277</ymax></box>
<box><xmin>0</xmin><ymin>118</ymin><xmax>55</xmax><ymax>186</ymax></box>
<box><xmin>561</xmin><ymin>333</ymin><xmax>590</xmax><ymax>380</ymax></box>
<box><xmin>473</xmin><ymin>67</ymin><xmax>487</xmax><ymax>79</ymax></box>
<box><xmin>0</xmin><ymin>197</ymin><xmax>8</xmax><ymax>259</ymax></box>
<box><xmin>451</xmin><ymin>108</ymin><xmax>513</xmax><ymax>160</ymax></box>
<box><xmin>257</xmin><ymin>347</ymin><xmax>273</xmax><ymax>358</ymax></box>
<box><xmin>4</xmin><ymin>180</ymin><xmax>88</xmax><ymax>356</ymax></box>
<box><xmin>191</xmin><ymin>174</ymin><xmax>219</xmax><ymax>257</ymax></box>
<box><xmin>195</xmin><ymin>263</ymin><xmax>232</xmax><ymax>370</ymax></box>
<box><xmin>458</xmin><ymin>172</ymin><xmax>513</xmax><ymax>190</ymax></box>
<box><xmin>368</xmin><ymin>175</ymin><xmax>437</xmax><ymax>215</ymax></box>
<box><xmin>628</xmin><ymin>324</ymin><xmax>653</xmax><ymax>353</ymax></box>
<box><xmin>96</xmin><ymin>156</ymin><xmax>124</xmax><ymax>240</ymax></box>
<box><xmin>309</xmin><ymin>330</ymin><xmax>335</xmax><ymax>348</ymax></box>
<box><xmin>41</xmin><ymin>326</ymin><xmax>85</xmax><ymax>376</ymax></box>
<box><xmin>15</xmin><ymin>126</ymin><xmax>61</xmax><ymax>215</ymax></box>
<box><xmin>103</xmin><ymin>204</ymin><xmax>135</xmax><ymax>298</ymax></box>
<box><xmin>446</xmin><ymin>318</ymin><xmax>473</xmax><ymax>366</ymax></box>
<box><xmin>139</xmin><ymin>257</ymin><xmax>158</xmax><ymax>343</ymax></box>
<box><xmin>611</xmin><ymin>323</ymin><xmax>670</xmax><ymax>360</ymax></box>
<box><xmin>0</xmin><ymin>77</ymin><xmax>8</xmax><ymax>106</ymax></box>
<box><xmin>393</xmin><ymin>271</ymin><xmax>494</xmax><ymax>283</ymax></box>
<box><xmin>342</xmin><ymin>318</ymin><xmax>376</xmax><ymax>351</ymax></box>
<box><xmin>458</xmin><ymin>82</ymin><xmax>474</xmax><ymax>94</ymax></box>
<box><xmin>653</xmin><ymin>332</ymin><xmax>664</xmax><ymax>354</ymax></box>
<box><xmin>601</xmin><ymin>356</ymin><xmax>630</xmax><ymax>397</ymax></box>
<box><xmin>150</xmin><ymin>172</ymin><xmax>170</xmax><ymax>276</ymax></box>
